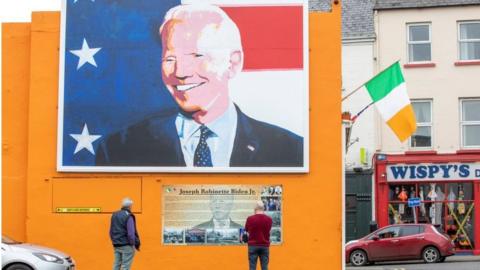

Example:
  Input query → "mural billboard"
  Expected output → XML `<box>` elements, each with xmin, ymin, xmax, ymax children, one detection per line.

<box><xmin>57</xmin><ymin>0</ymin><xmax>309</xmax><ymax>172</ymax></box>
<box><xmin>162</xmin><ymin>185</ymin><xmax>283</xmax><ymax>245</ymax></box>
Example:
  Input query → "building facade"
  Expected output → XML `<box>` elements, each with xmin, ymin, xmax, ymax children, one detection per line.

<box><xmin>2</xmin><ymin>1</ymin><xmax>344</xmax><ymax>269</ymax></box>
<box><xmin>342</xmin><ymin>0</ymin><xmax>376</xmax><ymax>241</ymax></box>
<box><xmin>342</xmin><ymin>0</ymin><xmax>376</xmax><ymax>171</ymax></box>
<box><xmin>374</xmin><ymin>0</ymin><xmax>480</xmax><ymax>254</ymax></box>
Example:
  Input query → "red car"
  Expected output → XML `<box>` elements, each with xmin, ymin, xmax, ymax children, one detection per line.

<box><xmin>346</xmin><ymin>224</ymin><xmax>455</xmax><ymax>266</ymax></box>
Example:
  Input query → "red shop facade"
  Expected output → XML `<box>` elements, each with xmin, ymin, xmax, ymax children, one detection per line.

<box><xmin>374</xmin><ymin>152</ymin><xmax>480</xmax><ymax>255</ymax></box>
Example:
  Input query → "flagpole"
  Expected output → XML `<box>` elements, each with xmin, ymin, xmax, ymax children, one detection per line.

<box><xmin>351</xmin><ymin>101</ymin><xmax>374</xmax><ymax>122</ymax></box>
<box><xmin>341</xmin><ymin>60</ymin><xmax>400</xmax><ymax>102</ymax></box>
<box><xmin>341</xmin><ymin>84</ymin><xmax>365</xmax><ymax>102</ymax></box>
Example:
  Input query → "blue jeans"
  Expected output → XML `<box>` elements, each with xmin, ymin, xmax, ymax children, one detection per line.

<box><xmin>248</xmin><ymin>246</ymin><xmax>269</xmax><ymax>270</ymax></box>
<box><xmin>113</xmin><ymin>245</ymin><xmax>135</xmax><ymax>270</ymax></box>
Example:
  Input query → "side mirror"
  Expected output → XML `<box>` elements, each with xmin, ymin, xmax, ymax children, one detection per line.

<box><xmin>372</xmin><ymin>235</ymin><xmax>379</xmax><ymax>241</ymax></box>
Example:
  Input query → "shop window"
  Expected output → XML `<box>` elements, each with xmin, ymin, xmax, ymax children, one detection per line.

<box><xmin>388</xmin><ymin>182</ymin><xmax>474</xmax><ymax>251</ymax></box>
<box><xmin>445</xmin><ymin>183</ymin><xmax>475</xmax><ymax>250</ymax></box>
<box><xmin>460</xmin><ymin>99</ymin><xmax>480</xmax><ymax>148</ymax></box>
<box><xmin>446</xmin><ymin>183</ymin><xmax>473</xmax><ymax>201</ymax></box>
<box><xmin>389</xmin><ymin>184</ymin><xmax>417</xmax><ymax>224</ymax></box>
<box><xmin>418</xmin><ymin>183</ymin><xmax>446</xmax><ymax>225</ymax></box>
<box><xmin>407</xmin><ymin>23</ymin><xmax>432</xmax><ymax>62</ymax></box>
<box><xmin>410</xmin><ymin>100</ymin><xmax>432</xmax><ymax>148</ymax></box>
<box><xmin>458</xmin><ymin>21</ymin><xmax>480</xmax><ymax>61</ymax></box>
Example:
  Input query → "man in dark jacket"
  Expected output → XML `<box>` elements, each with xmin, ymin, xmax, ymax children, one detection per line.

<box><xmin>110</xmin><ymin>198</ymin><xmax>140</xmax><ymax>270</ymax></box>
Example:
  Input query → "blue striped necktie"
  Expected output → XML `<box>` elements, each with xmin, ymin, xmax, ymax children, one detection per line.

<box><xmin>194</xmin><ymin>125</ymin><xmax>213</xmax><ymax>167</ymax></box>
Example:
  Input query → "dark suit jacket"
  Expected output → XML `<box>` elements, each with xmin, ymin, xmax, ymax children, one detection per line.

<box><xmin>96</xmin><ymin>105</ymin><xmax>303</xmax><ymax>167</ymax></box>
<box><xmin>193</xmin><ymin>218</ymin><xmax>243</xmax><ymax>230</ymax></box>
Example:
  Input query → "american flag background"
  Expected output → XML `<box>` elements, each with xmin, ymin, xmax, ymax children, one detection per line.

<box><xmin>58</xmin><ymin>0</ymin><xmax>308</xmax><ymax>171</ymax></box>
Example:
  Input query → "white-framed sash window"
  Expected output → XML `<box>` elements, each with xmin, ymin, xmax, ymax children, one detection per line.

<box><xmin>458</xmin><ymin>21</ymin><xmax>480</xmax><ymax>61</ymax></box>
<box><xmin>410</xmin><ymin>100</ymin><xmax>433</xmax><ymax>148</ymax></box>
<box><xmin>460</xmin><ymin>98</ymin><xmax>480</xmax><ymax>148</ymax></box>
<box><xmin>407</xmin><ymin>23</ymin><xmax>432</xmax><ymax>62</ymax></box>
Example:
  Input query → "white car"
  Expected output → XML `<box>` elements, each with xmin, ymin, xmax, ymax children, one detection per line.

<box><xmin>1</xmin><ymin>236</ymin><xmax>75</xmax><ymax>270</ymax></box>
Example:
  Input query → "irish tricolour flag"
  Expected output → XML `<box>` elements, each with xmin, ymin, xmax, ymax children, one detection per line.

<box><xmin>364</xmin><ymin>62</ymin><xmax>417</xmax><ymax>142</ymax></box>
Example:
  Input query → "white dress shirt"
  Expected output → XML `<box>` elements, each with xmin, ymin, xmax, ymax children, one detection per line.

<box><xmin>213</xmin><ymin>219</ymin><xmax>231</xmax><ymax>229</ymax></box>
<box><xmin>175</xmin><ymin>102</ymin><xmax>238</xmax><ymax>167</ymax></box>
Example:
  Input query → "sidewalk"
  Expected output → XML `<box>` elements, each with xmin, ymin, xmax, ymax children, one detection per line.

<box><xmin>448</xmin><ymin>254</ymin><xmax>480</xmax><ymax>262</ymax></box>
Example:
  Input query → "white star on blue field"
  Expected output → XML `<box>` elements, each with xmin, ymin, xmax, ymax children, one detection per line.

<box><xmin>61</xmin><ymin>0</ymin><xmax>179</xmax><ymax>166</ymax></box>
<box><xmin>70</xmin><ymin>124</ymin><xmax>102</xmax><ymax>155</ymax></box>
<box><xmin>69</xmin><ymin>38</ymin><xmax>102</xmax><ymax>69</ymax></box>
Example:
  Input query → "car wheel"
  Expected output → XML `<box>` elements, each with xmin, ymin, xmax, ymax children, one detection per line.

<box><xmin>439</xmin><ymin>256</ymin><xmax>446</xmax><ymax>262</ymax></box>
<box><xmin>5</xmin><ymin>263</ymin><xmax>34</xmax><ymax>270</ymax></box>
<box><xmin>350</xmin><ymin>249</ymin><xmax>368</xmax><ymax>266</ymax></box>
<box><xmin>422</xmin><ymin>246</ymin><xmax>440</xmax><ymax>263</ymax></box>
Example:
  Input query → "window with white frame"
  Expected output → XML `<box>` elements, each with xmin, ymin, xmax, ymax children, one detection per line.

<box><xmin>459</xmin><ymin>21</ymin><xmax>480</xmax><ymax>61</ymax></box>
<box><xmin>461</xmin><ymin>99</ymin><xmax>480</xmax><ymax>148</ymax></box>
<box><xmin>410</xmin><ymin>100</ymin><xmax>432</xmax><ymax>148</ymax></box>
<box><xmin>407</xmin><ymin>23</ymin><xmax>431</xmax><ymax>62</ymax></box>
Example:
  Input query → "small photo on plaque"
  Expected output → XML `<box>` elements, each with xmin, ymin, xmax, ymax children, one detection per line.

<box><xmin>271</xmin><ymin>227</ymin><xmax>282</xmax><ymax>243</ymax></box>
<box><xmin>163</xmin><ymin>228</ymin><xmax>185</xmax><ymax>244</ymax></box>
<box><xmin>185</xmin><ymin>228</ymin><xmax>206</xmax><ymax>244</ymax></box>
<box><xmin>206</xmin><ymin>228</ymin><xmax>240</xmax><ymax>244</ymax></box>
<box><xmin>266</xmin><ymin>211</ymin><xmax>282</xmax><ymax>227</ymax></box>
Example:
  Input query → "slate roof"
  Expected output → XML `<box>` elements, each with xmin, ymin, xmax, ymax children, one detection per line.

<box><xmin>375</xmin><ymin>0</ymin><xmax>480</xmax><ymax>10</ymax></box>
<box><xmin>342</xmin><ymin>0</ymin><xmax>376</xmax><ymax>39</ymax></box>
<box><xmin>309</xmin><ymin>0</ymin><xmax>332</xmax><ymax>11</ymax></box>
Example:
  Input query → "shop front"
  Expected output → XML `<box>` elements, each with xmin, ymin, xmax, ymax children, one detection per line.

<box><xmin>375</xmin><ymin>152</ymin><xmax>480</xmax><ymax>255</ymax></box>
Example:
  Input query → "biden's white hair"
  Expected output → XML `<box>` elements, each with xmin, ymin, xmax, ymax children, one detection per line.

<box><xmin>159</xmin><ymin>4</ymin><xmax>244</xmax><ymax>73</ymax></box>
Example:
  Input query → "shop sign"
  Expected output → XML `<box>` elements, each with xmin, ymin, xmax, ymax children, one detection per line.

<box><xmin>407</xmin><ymin>198</ymin><xmax>420</xmax><ymax>207</ymax></box>
<box><xmin>387</xmin><ymin>163</ymin><xmax>480</xmax><ymax>182</ymax></box>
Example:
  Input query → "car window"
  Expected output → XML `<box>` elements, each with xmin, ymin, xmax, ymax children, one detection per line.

<box><xmin>375</xmin><ymin>226</ymin><xmax>401</xmax><ymax>239</ymax></box>
<box><xmin>400</xmin><ymin>226</ymin><xmax>422</xmax><ymax>236</ymax></box>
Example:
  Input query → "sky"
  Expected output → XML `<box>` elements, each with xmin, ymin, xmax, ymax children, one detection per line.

<box><xmin>0</xmin><ymin>0</ymin><xmax>62</xmax><ymax>91</ymax></box>
<box><xmin>0</xmin><ymin>0</ymin><xmax>61</xmax><ymax>23</ymax></box>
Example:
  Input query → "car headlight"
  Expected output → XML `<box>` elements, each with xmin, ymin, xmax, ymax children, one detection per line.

<box><xmin>33</xmin><ymin>253</ymin><xmax>64</xmax><ymax>264</ymax></box>
<box><xmin>345</xmin><ymin>240</ymin><xmax>358</xmax><ymax>246</ymax></box>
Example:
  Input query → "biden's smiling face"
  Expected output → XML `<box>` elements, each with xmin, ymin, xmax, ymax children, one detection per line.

<box><xmin>161</xmin><ymin>17</ymin><xmax>231</xmax><ymax>114</ymax></box>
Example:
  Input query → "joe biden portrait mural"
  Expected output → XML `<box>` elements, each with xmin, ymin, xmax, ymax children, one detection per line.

<box><xmin>58</xmin><ymin>0</ymin><xmax>308</xmax><ymax>172</ymax></box>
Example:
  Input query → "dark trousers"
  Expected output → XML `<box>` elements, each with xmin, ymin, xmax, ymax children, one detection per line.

<box><xmin>248</xmin><ymin>246</ymin><xmax>269</xmax><ymax>270</ymax></box>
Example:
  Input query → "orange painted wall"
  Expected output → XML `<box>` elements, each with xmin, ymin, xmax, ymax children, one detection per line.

<box><xmin>2</xmin><ymin>3</ymin><xmax>341</xmax><ymax>269</ymax></box>
<box><xmin>2</xmin><ymin>23</ymin><xmax>31</xmax><ymax>241</ymax></box>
